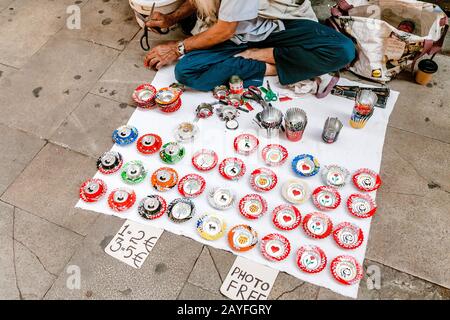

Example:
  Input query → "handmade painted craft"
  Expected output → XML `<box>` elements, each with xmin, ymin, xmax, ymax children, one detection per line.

<box><xmin>296</xmin><ymin>245</ymin><xmax>327</xmax><ymax>274</ymax></box>
<box><xmin>175</xmin><ymin>122</ymin><xmax>198</xmax><ymax>142</ymax></box>
<box><xmin>196</xmin><ymin>214</ymin><xmax>226</xmax><ymax>241</ymax></box>
<box><xmin>151</xmin><ymin>167</ymin><xmax>178</xmax><ymax>192</ymax></box>
<box><xmin>207</xmin><ymin>187</ymin><xmax>235</xmax><ymax>210</ymax></box>
<box><xmin>132</xmin><ymin>83</ymin><xmax>157</xmax><ymax>109</ymax></box>
<box><xmin>112</xmin><ymin>125</ymin><xmax>139</xmax><ymax>145</ymax></box>
<box><xmin>261</xmin><ymin>144</ymin><xmax>288</xmax><ymax>167</ymax></box>
<box><xmin>239</xmin><ymin>194</ymin><xmax>268</xmax><ymax>220</ymax></box>
<box><xmin>138</xmin><ymin>195</ymin><xmax>167</xmax><ymax>220</ymax></box>
<box><xmin>311</xmin><ymin>186</ymin><xmax>341</xmax><ymax>211</ymax></box>
<box><xmin>333</xmin><ymin>222</ymin><xmax>364</xmax><ymax>250</ymax></box>
<box><xmin>347</xmin><ymin>193</ymin><xmax>377</xmax><ymax>218</ymax></box>
<box><xmin>321</xmin><ymin>164</ymin><xmax>350</xmax><ymax>188</ymax></box>
<box><xmin>167</xmin><ymin>198</ymin><xmax>195</xmax><ymax>223</ymax></box>
<box><xmin>177</xmin><ymin>174</ymin><xmax>206</xmax><ymax>198</ymax></box>
<box><xmin>108</xmin><ymin>188</ymin><xmax>136</xmax><ymax>212</ymax></box>
<box><xmin>249</xmin><ymin>168</ymin><xmax>278</xmax><ymax>192</ymax></box>
<box><xmin>121</xmin><ymin>160</ymin><xmax>147</xmax><ymax>184</ymax></box>
<box><xmin>192</xmin><ymin>149</ymin><xmax>218</xmax><ymax>172</ymax></box>
<box><xmin>219</xmin><ymin>157</ymin><xmax>246</xmax><ymax>181</ymax></box>
<box><xmin>97</xmin><ymin>151</ymin><xmax>123</xmax><ymax>174</ymax></box>
<box><xmin>330</xmin><ymin>255</ymin><xmax>363</xmax><ymax>285</ymax></box>
<box><xmin>136</xmin><ymin>133</ymin><xmax>162</xmax><ymax>155</ymax></box>
<box><xmin>233</xmin><ymin>133</ymin><xmax>259</xmax><ymax>156</ymax></box>
<box><xmin>302</xmin><ymin>212</ymin><xmax>333</xmax><ymax>239</ymax></box>
<box><xmin>292</xmin><ymin>154</ymin><xmax>320</xmax><ymax>177</ymax></box>
<box><xmin>271</xmin><ymin>204</ymin><xmax>302</xmax><ymax>231</ymax></box>
<box><xmin>260</xmin><ymin>233</ymin><xmax>291</xmax><ymax>262</ymax></box>
<box><xmin>352</xmin><ymin>168</ymin><xmax>382</xmax><ymax>192</ymax></box>
<box><xmin>281</xmin><ymin>179</ymin><xmax>310</xmax><ymax>204</ymax></box>
<box><xmin>159</xmin><ymin>142</ymin><xmax>185</xmax><ymax>164</ymax></box>
<box><xmin>79</xmin><ymin>178</ymin><xmax>107</xmax><ymax>203</ymax></box>
<box><xmin>228</xmin><ymin>225</ymin><xmax>258</xmax><ymax>252</ymax></box>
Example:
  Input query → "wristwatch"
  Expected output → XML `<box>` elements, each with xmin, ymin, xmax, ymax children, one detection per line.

<box><xmin>177</xmin><ymin>41</ymin><xmax>186</xmax><ymax>56</ymax></box>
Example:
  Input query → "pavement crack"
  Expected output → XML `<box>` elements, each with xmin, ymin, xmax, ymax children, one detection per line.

<box><xmin>176</xmin><ymin>245</ymin><xmax>204</xmax><ymax>300</ymax></box>
<box><xmin>12</xmin><ymin>207</ymin><xmax>24</xmax><ymax>300</ymax></box>
<box><xmin>13</xmin><ymin>237</ymin><xmax>58</xmax><ymax>278</ymax></box>
<box><xmin>274</xmin><ymin>282</ymin><xmax>306</xmax><ymax>300</ymax></box>
<box><xmin>207</xmin><ymin>247</ymin><xmax>223</xmax><ymax>282</ymax></box>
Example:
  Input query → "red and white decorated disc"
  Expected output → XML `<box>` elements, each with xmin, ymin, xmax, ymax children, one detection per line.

<box><xmin>312</xmin><ymin>186</ymin><xmax>341</xmax><ymax>211</ymax></box>
<box><xmin>108</xmin><ymin>188</ymin><xmax>136</xmax><ymax>212</ymax></box>
<box><xmin>261</xmin><ymin>144</ymin><xmax>288</xmax><ymax>167</ymax></box>
<box><xmin>79</xmin><ymin>178</ymin><xmax>107</xmax><ymax>203</ymax></box>
<box><xmin>192</xmin><ymin>149</ymin><xmax>218</xmax><ymax>171</ymax></box>
<box><xmin>302</xmin><ymin>212</ymin><xmax>333</xmax><ymax>239</ymax></box>
<box><xmin>330</xmin><ymin>255</ymin><xmax>363</xmax><ymax>285</ymax></box>
<box><xmin>272</xmin><ymin>205</ymin><xmax>301</xmax><ymax>231</ymax></box>
<box><xmin>178</xmin><ymin>174</ymin><xmax>206</xmax><ymax>198</ymax></box>
<box><xmin>333</xmin><ymin>222</ymin><xmax>364</xmax><ymax>250</ymax></box>
<box><xmin>260</xmin><ymin>233</ymin><xmax>291</xmax><ymax>262</ymax></box>
<box><xmin>347</xmin><ymin>193</ymin><xmax>377</xmax><ymax>218</ymax></box>
<box><xmin>239</xmin><ymin>194</ymin><xmax>268</xmax><ymax>220</ymax></box>
<box><xmin>233</xmin><ymin>134</ymin><xmax>259</xmax><ymax>155</ymax></box>
<box><xmin>250</xmin><ymin>168</ymin><xmax>278</xmax><ymax>192</ymax></box>
<box><xmin>296</xmin><ymin>245</ymin><xmax>327</xmax><ymax>274</ymax></box>
<box><xmin>136</xmin><ymin>133</ymin><xmax>162</xmax><ymax>155</ymax></box>
<box><xmin>352</xmin><ymin>168</ymin><xmax>382</xmax><ymax>192</ymax></box>
<box><xmin>219</xmin><ymin>157</ymin><xmax>246</xmax><ymax>181</ymax></box>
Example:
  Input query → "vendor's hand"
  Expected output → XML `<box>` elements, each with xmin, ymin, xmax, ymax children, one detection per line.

<box><xmin>144</xmin><ymin>42</ymin><xmax>180</xmax><ymax>70</ymax></box>
<box><xmin>145</xmin><ymin>11</ymin><xmax>174</xmax><ymax>32</ymax></box>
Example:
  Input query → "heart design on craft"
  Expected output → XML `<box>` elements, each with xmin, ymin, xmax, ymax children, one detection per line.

<box><xmin>324</xmin><ymin>195</ymin><xmax>330</xmax><ymax>199</ymax></box>
<box><xmin>302</xmin><ymin>164</ymin><xmax>310</xmax><ymax>171</ymax></box>
<box><xmin>292</xmin><ymin>189</ymin><xmax>301</xmax><ymax>196</ymax></box>
<box><xmin>282</xmin><ymin>215</ymin><xmax>292</xmax><ymax>223</ymax></box>
<box><xmin>271</xmin><ymin>245</ymin><xmax>280</xmax><ymax>253</ymax></box>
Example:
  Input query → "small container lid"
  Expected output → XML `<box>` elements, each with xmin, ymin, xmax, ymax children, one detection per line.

<box><xmin>281</xmin><ymin>179</ymin><xmax>310</xmax><ymax>204</ymax></box>
<box><xmin>233</xmin><ymin>134</ymin><xmax>259</xmax><ymax>155</ymax></box>
<box><xmin>207</xmin><ymin>188</ymin><xmax>235</xmax><ymax>210</ymax></box>
<box><xmin>333</xmin><ymin>222</ymin><xmax>364</xmax><ymax>250</ymax></box>
<box><xmin>260</xmin><ymin>233</ymin><xmax>291</xmax><ymax>262</ymax></box>
<box><xmin>79</xmin><ymin>178</ymin><xmax>107</xmax><ymax>203</ymax></box>
<box><xmin>296</xmin><ymin>245</ymin><xmax>327</xmax><ymax>274</ymax></box>
<box><xmin>228</xmin><ymin>225</ymin><xmax>258</xmax><ymax>252</ymax></box>
<box><xmin>418</xmin><ymin>59</ymin><xmax>438</xmax><ymax>74</ymax></box>
<box><xmin>347</xmin><ymin>193</ymin><xmax>377</xmax><ymax>218</ymax></box>
<box><xmin>250</xmin><ymin>168</ymin><xmax>278</xmax><ymax>192</ymax></box>
<box><xmin>97</xmin><ymin>151</ymin><xmax>123</xmax><ymax>175</ymax></box>
<box><xmin>261</xmin><ymin>144</ymin><xmax>289</xmax><ymax>167</ymax></box>
<box><xmin>196</xmin><ymin>214</ymin><xmax>226</xmax><ymax>241</ymax></box>
<box><xmin>192</xmin><ymin>149</ymin><xmax>218</xmax><ymax>172</ymax></box>
<box><xmin>219</xmin><ymin>157</ymin><xmax>246</xmax><ymax>181</ymax></box>
<box><xmin>121</xmin><ymin>160</ymin><xmax>147</xmax><ymax>184</ymax></box>
<box><xmin>178</xmin><ymin>174</ymin><xmax>206</xmax><ymax>198</ymax></box>
<box><xmin>167</xmin><ymin>198</ymin><xmax>195</xmax><ymax>223</ymax></box>
<box><xmin>302</xmin><ymin>212</ymin><xmax>333</xmax><ymax>239</ymax></box>
<box><xmin>312</xmin><ymin>186</ymin><xmax>341</xmax><ymax>211</ymax></box>
<box><xmin>352</xmin><ymin>168</ymin><xmax>382</xmax><ymax>192</ymax></box>
<box><xmin>138</xmin><ymin>195</ymin><xmax>167</xmax><ymax>220</ymax></box>
<box><xmin>239</xmin><ymin>194</ymin><xmax>268</xmax><ymax>220</ymax></box>
<box><xmin>330</xmin><ymin>255</ymin><xmax>363</xmax><ymax>285</ymax></box>
<box><xmin>272</xmin><ymin>204</ymin><xmax>302</xmax><ymax>231</ymax></box>
<box><xmin>292</xmin><ymin>154</ymin><xmax>320</xmax><ymax>177</ymax></box>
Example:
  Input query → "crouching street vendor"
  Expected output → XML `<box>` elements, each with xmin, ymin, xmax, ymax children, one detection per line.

<box><xmin>144</xmin><ymin>0</ymin><xmax>355</xmax><ymax>91</ymax></box>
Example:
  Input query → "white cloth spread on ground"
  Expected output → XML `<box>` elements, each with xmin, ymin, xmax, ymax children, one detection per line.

<box><xmin>76</xmin><ymin>66</ymin><xmax>399</xmax><ymax>298</ymax></box>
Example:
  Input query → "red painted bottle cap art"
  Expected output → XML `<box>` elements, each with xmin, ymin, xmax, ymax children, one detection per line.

<box><xmin>228</xmin><ymin>225</ymin><xmax>258</xmax><ymax>252</ymax></box>
<box><xmin>330</xmin><ymin>255</ymin><xmax>363</xmax><ymax>285</ymax></box>
<box><xmin>347</xmin><ymin>193</ymin><xmax>377</xmax><ymax>218</ymax></box>
<box><xmin>250</xmin><ymin>168</ymin><xmax>278</xmax><ymax>192</ymax></box>
<box><xmin>79</xmin><ymin>178</ymin><xmax>107</xmax><ymax>203</ymax></box>
<box><xmin>239</xmin><ymin>194</ymin><xmax>268</xmax><ymax>220</ymax></box>
<box><xmin>260</xmin><ymin>233</ymin><xmax>291</xmax><ymax>262</ymax></box>
<box><xmin>108</xmin><ymin>188</ymin><xmax>136</xmax><ymax>212</ymax></box>
<box><xmin>178</xmin><ymin>174</ymin><xmax>206</xmax><ymax>198</ymax></box>
<box><xmin>272</xmin><ymin>204</ymin><xmax>301</xmax><ymax>231</ymax></box>
<box><xmin>333</xmin><ymin>222</ymin><xmax>364</xmax><ymax>250</ymax></box>
<box><xmin>352</xmin><ymin>168</ymin><xmax>382</xmax><ymax>192</ymax></box>
<box><xmin>261</xmin><ymin>144</ymin><xmax>288</xmax><ymax>167</ymax></box>
<box><xmin>219</xmin><ymin>157</ymin><xmax>246</xmax><ymax>181</ymax></box>
<box><xmin>302</xmin><ymin>212</ymin><xmax>333</xmax><ymax>239</ymax></box>
<box><xmin>192</xmin><ymin>149</ymin><xmax>218</xmax><ymax>172</ymax></box>
<box><xmin>136</xmin><ymin>133</ymin><xmax>162</xmax><ymax>155</ymax></box>
<box><xmin>233</xmin><ymin>134</ymin><xmax>259</xmax><ymax>155</ymax></box>
<box><xmin>312</xmin><ymin>186</ymin><xmax>341</xmax><ymax>211</ymax></box>
<box><xmin>296</xmin><ymin>245</ymin><xmax>327</xmax><ymax>274</ymax></box>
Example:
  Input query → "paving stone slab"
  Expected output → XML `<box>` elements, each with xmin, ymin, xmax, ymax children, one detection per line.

<box><xmin>59</xmin><ymin>0</ymin><xmax>139</xmax><ymax>51</ymax></box>
<box><xmin>0</xmin><ymin>0</ymin><xmax>14</xmax><ymax>11</ymax></box>
<box><xmin>90</xmin><ymin>37</ymin><xmax>162</xmax><ymax>105</ymax></box>
<box><xmin>187</xmin><ymin>247</ymin><xmax>223</xmax><ymax>294</ymax></box>
<box><xmin>50</xmin><ymin>93</ymin><xmax>135</xmax><ymax>158</ymax></box>
<box><xmin>0</xmin><ymin>63</ymin><xmax>16</xmax><ymax>82</ymax></box>
<box><xmin>178</xmin><ymin>283</ymin><xmax>224</xmax><ymax>300</ymax></box>
<box><xmin>0</xmin><ymin>33</ymin><xmax>119</xmax><ymax>139</ymax></box>
<box><xmin>44</xmin><ymin>215</ymin><xmax>203</xmax><ymax>300</ymax></box>
<box><xmin>0</xmin><ymin>201</ymin><xmax>19</xmax><ymax>300</ymax></box>
<box><xmin>1</xmin><ymin>144</ymin><xmax>99</xmax><ymax>236</ymax></box>
<box><xmin>317</xmin><ymin>260</ymin><xmax>450</xmax><ymax>300</ymax></box>
<box><xmin>0</xmin><ymin>124</ymin><xmax>46</xmax><ymax>196</ymax></box>
<box><xmin>0</xmin><ymin>0</ymin><xmax>87</xmax><ymax>68</ymax></box>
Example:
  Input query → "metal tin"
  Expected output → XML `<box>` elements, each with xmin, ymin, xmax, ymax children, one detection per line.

<box><xmin>155</xmin><ymin>87</ymin><xmax>180</xmax><ymax>105</ymax></box>
<box><xmin>138</xmin><ymin>195</ymin><xmax>167</xmax><ymax>220</ymax></box>
<box><xmin>217</xmin><ymin>105</ymin><xmax>239</xmax><ymax>121</ymax></box>
<box><xmin>178</xmin><ymin>174</ymin><xmax>206</xmax><ymax>198</ymax></box>
<box><xmin>330</xmin><ymin>255</ymin><xmax>363</xmax><ymax>285</ymax></box>
<box><xmin>272</xmin><ymin>204</ymin><xmax>301</xmax><ymax>231</ymax></box>
<box><xmin>218</xmin><ymin>157</ymin><xmax>246</xmax><ymax>181</ymax></box>
<box><xmin>159</xmin><ymin>142</ymin><xmax>185</xmax><ymax>164</ymax></box>
<box><xmin>192</xmin><ymin>149</ymin><xmax>218</xmax><ymax>172</ymax></box>
<box><xmin>296</xmin><ymin>245</ymin><xmax>327</xmax><ymax>274</ymax></box>
<box><xmin>151</xmin><ymin>167</ymin><xmax>178</xmax><ymax>192</ymax></box>
<box><xmin>167</xmin><ymin>198</ymin><xmax>195</xmax><ymax>223</ymax></box>
<box><xmin>255</xmin><ymin>107</ymin><xmax>283</xmax><ymax>138</ymax></box>
<box><xmin>312</xmin><ymin>186</ymin><xmax>341</xmax><ymax>211</ymax></box>
<box><xmin>213</xmin><ymin>85</ymin><xmax>229</xmax><ymax>100</ymax></box>
<box><xmin>250</xmin><ymin>168</ymin><xmax>278</xmax><ymax>192</ymax></box>
<box><xmin>227</xmin><ymin>94</ymin><xmax>243</xmax><ymax>107</ymax></box>
<box><xmin>196</xmin><ymin>103</ymin><xmax>214</xmax><ymax>119</ymax></box>
<box><xmin>112</xmin><ymin>125</ymin><xmax>138</xmax><ymax>145</ymax></box>
<box><xmin>333</xmin><ymin>222</ymin><xmax>364</xmax><ymax>250</ymax></box>
<box><xmin>225</xmin><ymin>119</ymin><xmax>239</xmax><ymax>130</ymax></box>
<box><xmin>79</xmin><ymin>178</ymin><xmax>107</xmax><ymax>203</ymax></box>
<box><xmin>97</xmin><ymin>151</ymin><xmax>123</xmax><ymax>174</ymax></box>
<box><xmin>281</xmin><ymin>179</ymin><xmax>310</xmax><ymax>204</ymax></box>
<box><xmin>233</xmin><ymin>134</ymin><xmax>259</xmax><ymax>156</ymax></box>
<box><xmin>169</xmin><ymin>82</ymin><xmax>185</xmax><ymax>93</ymax></box>
<box><xmin>260</xmin><ymin>233</ymin><xmax>291</xmax><ymax>262</ymax></box>
<box><xmin>108</xmin><ymin>188</ymin><xmax>136</xmax><ymax>212</ymax></box>
<box><xmin>292</xmin><ymin>154</ymin><xmax>320</xmax><ymax>177</ymax></box>
<box><xmin>347</xmin><ymin>193</ymin><xmax>377</xmax><ymax>218</ymax></box>
<box><xmin>196</xmin><ymin>214</ymin><xmax>226</xmax><ymax>241</ymax></box>
<box><xmin>120</xmin><ymin>160</ymin><xmax>147</xmax><ymax>184</ymax></box>
<box><xmin>321</xmin><ymin>165</ymin><xmax>350</xmax><ymax>188</ymax></box>
<box><xmin>239</xmin><ymin>194</ymin><xmax>268</xmax><ymax>220</ymax></box>
<box><xmin>174</xmin><ymin>122</ymin><xmax>198</xmax><ymax>142</ymax></box>
<box><xmin>302</xmin><ymin>212</ymin><xmax>333</xmax><ymax>239</ymax></box>
<box><xmin>132</xmin><ymin>83</ymin><xmax>157</xmax><ymax>108</ymax></box>
<box><xmin>228</xmin><ymin>225</ymin><xmax>258</xmax><ymax>252</ymax></box>
<box><xmin>322</xmin><ymin>117</ymin><xmax>343</xmax><ymax>144</ymax></box>
<box><xmin>207</xmin><ymin>187</ymin><xmax>235</xmax><ymax>210</ymax></box>
<box><xmin>261</xmin><ymin>144</ymin><xmax>288</xmax><ymax>167</ymax></box>
<box><xmin>229</xmin><ymin>75</ymin><xmax>244</xmax><ymax>95</ymax></box>
<box><xmin>352</xmin><ymin>168</ymin><xmax>382</xmax><ymax>192</ymax></box>
<box><xmin>136</xmin><ymin>133</ymin><xmax>162</xmax><ymax>155</ymax></box>
<box><xmin>158</xmin><ymin>97</ymin><xmax>182</xmax><ymax>113</ymax></box>
<box><xmin>285</xmin><ymin>108</ymin><xmax>307</xmax><ymax>142</ymax></box>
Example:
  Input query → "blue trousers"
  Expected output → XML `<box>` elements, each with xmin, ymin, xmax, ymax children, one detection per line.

<box><xmin>175</xmin><ymin>19</ymin><xmax>355</xmax><ymax>91</ymax></box>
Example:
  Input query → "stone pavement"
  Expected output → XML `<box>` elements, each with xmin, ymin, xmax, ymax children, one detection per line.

<box><xmin>0</xmin><ymin>0</ymin><xmax>449</xmax><ymax>300</ymax></box>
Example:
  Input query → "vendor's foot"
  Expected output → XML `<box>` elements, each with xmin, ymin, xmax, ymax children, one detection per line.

<box><xmin>265</xmin><ymin>63</ymin><xmax>277</xmax><ymax>76</ymax></box>
<box><xmin>235</xmin><ymin>48</ymin><xmax>275</xmax><ymax>64</ymax></box>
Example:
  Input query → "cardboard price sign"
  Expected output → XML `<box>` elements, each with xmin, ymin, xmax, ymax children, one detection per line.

<box><xmin>105</xmin><ymin>220</ymin><xmax>164</xmax><ymax>269</ymax></box>
<box><xmin>220</xmin><ymin>256</ymin><xmax>279</xmax><ymax>300</ymax></box>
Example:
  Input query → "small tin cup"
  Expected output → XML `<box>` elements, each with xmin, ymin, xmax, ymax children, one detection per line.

<box><xmin>349</xmin><ymin>90</ymin><xmax>377</xmax><ymax>129</ymax></box>
<box><xmin>285</xmin><ymin>108</ymin><xmax>307</xmax><ymax>142</ymax></box>
<box><xmin>322</xmin><ymin>117</ymin><xmax>343</xmax><ymax>143</ymax></box>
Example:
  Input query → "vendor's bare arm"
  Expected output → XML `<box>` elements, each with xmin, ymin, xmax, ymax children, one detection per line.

<box><xmin>145</xmin><ymin>0</ymin><xmax>196</xmax><ymax>29</ymax></box>
<box><xmin>184</xmin><ymin>20</ymin><xmax>238</xmax><ymax>52</ymax></box>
